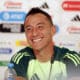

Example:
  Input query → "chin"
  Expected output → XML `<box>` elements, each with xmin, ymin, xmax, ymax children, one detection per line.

<box><xmin>32</xmin><ymin>47</ymin><xmax>41</xmax><ymax>50</ymax></box>
<box><xmin>32</xmin><ymin>46</ymin><xmax>42</xmax><ymax>51</ymax></box>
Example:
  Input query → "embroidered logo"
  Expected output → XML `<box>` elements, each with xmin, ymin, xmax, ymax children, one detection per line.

<box><xmin>31</xmin><ymin>73</ymin><xmax>40</xmax><ymax>80</ymax></box>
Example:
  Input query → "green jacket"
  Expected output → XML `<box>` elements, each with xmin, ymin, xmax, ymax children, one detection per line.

<box><xmin>10</xmin><ymin>46</ymin><xmax>80</xmax><ymax>80</ymax></box>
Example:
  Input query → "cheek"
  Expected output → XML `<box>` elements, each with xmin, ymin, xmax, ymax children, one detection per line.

<box><xmin>25</xmin><ymin>33</ymin><xmax>31</xmax><ymax>41</ymax></box>
<box><xmin>43</xmin><ymin>30</ymin><xmax>52</xmax><ymax>37</ymax></box>
<box><xmin>25</xmin><ymin>31</ymin><xmax>31</xmax><ymax>37</ymax></box>
<box><xmin>27</xmin><ymin>35</ymin><xmax>31</xmax><ymax>41</ymax></box>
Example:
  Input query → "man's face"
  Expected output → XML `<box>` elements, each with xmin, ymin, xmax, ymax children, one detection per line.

<box><xmin>24</xmin><ymin>13</ymin><xmax>55</xmax><ymax>50</ymax></box>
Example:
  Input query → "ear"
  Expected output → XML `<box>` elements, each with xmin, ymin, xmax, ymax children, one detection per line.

<box><xmin>51</xmin><ymin>25</ymin><xmax>56</xmax><ymax>36</ymax></box>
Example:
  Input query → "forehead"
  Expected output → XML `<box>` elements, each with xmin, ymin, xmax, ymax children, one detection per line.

<box><xmin>25</xmin><ymin>13</ymin><xmax>49</xmax><ymax>23</ymax></box>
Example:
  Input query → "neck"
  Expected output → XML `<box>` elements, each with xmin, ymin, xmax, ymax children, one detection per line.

<box><xmin>34</xmin><ymin>43</ymin><xmax>54</xmax><ymax>62</ymax></box>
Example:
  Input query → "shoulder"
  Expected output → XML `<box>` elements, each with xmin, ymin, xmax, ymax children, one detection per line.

<box><xmin>10</xmin><ymin>46</ymin><xmax>34</xmax><ymax>64</ymax></box>
<box><xmin>54</xmin><ymin>46</ymin><xmax>69</xmax><ymax>54</ymax></box>
<box><xmin>54</xmin><ymin>46</ymin><xmax>80</xmax><ymax>66</ymax></box>
<box><xmin>63</xmin><ymin>50</ymin><xmax>80</xmax><ymax>66</ymax></box>
<box><xmin>17</xmin><ymin>46</ymin><xmax>33</xmax><ymax>54</ymax></box>
<box><xmin>54</xmin><ymin>46</ymin><xmax>70</xmax><ymax>59</ymax></box>
<box><xmin>60</xmin><ymin>47</ymin><xmax>80</xmax><ymax>67</ymax></box>
<box><xmin>60</xmin><ymin>48</ymin><xmax>80</xmax><ymax>78</ymax></box>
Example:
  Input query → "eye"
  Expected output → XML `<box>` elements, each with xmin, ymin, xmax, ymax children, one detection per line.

<box><xmin>38</xmin><ymin>25</ymin><xmax>44</xmax><ymax>30</ymax></box>
<box><xmin>25</xmin><ymin>26</ymin><xmax>32</xmax><ymax>32</ymax></box>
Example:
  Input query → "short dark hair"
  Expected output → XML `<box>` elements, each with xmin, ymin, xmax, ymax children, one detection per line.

<box><xmin>24</xmin><ymin>7</ymin><xmax>53</xmax><ymax>25</ymax></box>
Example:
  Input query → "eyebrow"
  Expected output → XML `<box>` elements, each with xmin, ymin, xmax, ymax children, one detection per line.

<box><xmin>24</xmin><ymin>25</ymin><xmax>32</xmax><ymax>28</ymax></box>
<box><xmin>25</xmin><ymin>22</ymin><xmax>45</xmax><ymax>27</ymax></box>
<box><xmin>36</xmin><ymin>22</ymin><xmax>45</xmax><ymax>25</ymax></box>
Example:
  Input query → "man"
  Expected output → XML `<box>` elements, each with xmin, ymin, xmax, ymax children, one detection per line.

<box><xmin>10</xmin><ymin>7</ymin><xmax>80</xmax><ymax>80</ymax></box>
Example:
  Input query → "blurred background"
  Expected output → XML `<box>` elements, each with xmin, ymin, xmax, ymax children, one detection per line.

<box><xmin>0</xmin><ymin>0</ymin><xmax>80</xmax><ymax>80</ymax></box>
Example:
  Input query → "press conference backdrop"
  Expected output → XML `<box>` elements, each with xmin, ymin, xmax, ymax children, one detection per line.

<box><xmin>0</xmin><ymin>0</ymin><xmax>80</xmax><ymax>80</ymax></box>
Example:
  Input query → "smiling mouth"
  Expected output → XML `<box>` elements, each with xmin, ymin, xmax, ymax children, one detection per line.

<box><xmin>32</xmin><ymin>38</ymin><xmax>42</xmax><ymax>43</ymax></box>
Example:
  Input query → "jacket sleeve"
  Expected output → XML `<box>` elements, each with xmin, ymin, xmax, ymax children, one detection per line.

<box><xmin>10</xmin><ymin>53</ymin><xmax>28</xmax><ymax>78</ymax></box>
<box><xmin>63</xmin><ymin>51</ymin><xmax>80</xmax><ymax>79</ymax></box>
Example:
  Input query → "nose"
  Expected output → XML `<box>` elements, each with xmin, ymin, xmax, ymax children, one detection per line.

<box><xmin>32</xmin><ymin>28</ymin><xmax>38</xmax><ymax>37</ymax></box>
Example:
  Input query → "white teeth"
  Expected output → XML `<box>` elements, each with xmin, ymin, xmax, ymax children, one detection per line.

<box><xmin>33</xmin><ymin>38</ymin><xmax>41</xmax><ymax>42</ymax></box>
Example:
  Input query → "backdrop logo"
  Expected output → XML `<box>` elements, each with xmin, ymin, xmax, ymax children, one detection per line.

<box><xmin>0</xmin><ymin>61</ymin><xmax>9</xmax><ymax>66</ymax></box>
<box><xmin>4</xmin><ymin>1</ymin><xmax>22</xmax><ymax>9</ymax></box>
<box><xmin>62</xmin><ymin>1</ymin><xmax>80</xmax><ymax>11</ymax></box>
<box><xmin>0</xmin><ymin>48</ymin><xmax>12</xmax><ymax>54</ymax></box>
<box><xmin>71</xmin><ymin>15</ymin><xmax>80</xmax><ymax>21</ymax></box>
<box><xmin>16</xmin><ymin>40</ymin><xmax>29</xmax><ymax>46</ymax></box>
<box><xmin>0</xmin><ymin>23</ymin><xmax>24</xmax><ymax>33</ymax></box>
<box><xmin>0</xmin><ymin>11</ymin><xmax>26</xmax><ymax>22</ymax></box>
<box><xmin>67</xmin><ymin>26</ymin><xmax>80</xmax><ymax>34</ymax></box>
<box><xmin>40</xmin><ymin>2</ymin><xmax>49</xmax><ymax>9</ymax></box>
